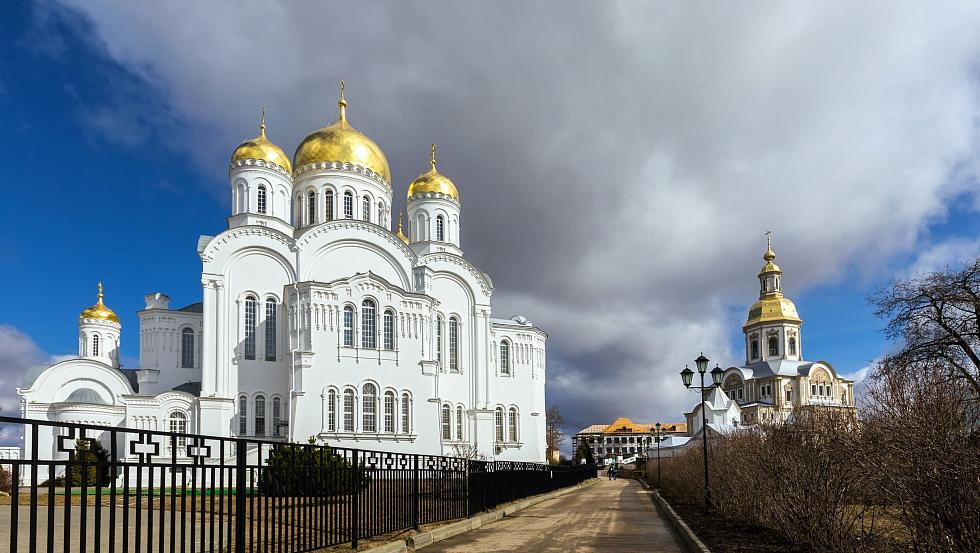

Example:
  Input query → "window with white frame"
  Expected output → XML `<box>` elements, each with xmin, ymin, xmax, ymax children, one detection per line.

<box><xmin>384</xmin><ymin>391</ymin><xmax>395</xmax><ymax>433</ymax></box>
<box><xmin>244</xmin><ymin>295</ymin><xmax>257</xmax><ymax>360</ymax></box>
<box><xmin>325</xmin><ymin>190</ymin><xmax>334</xmax><ymax>222</ymax></box>
<box><xmin>257</xmin><ymin>185</ymin><xmax>267</xmax><ymax>214</ymax></box>
<box><xmin>768</xmin><ymin>337</ymin><xmax>778</xmax><ymax>356</ymax></box>
<box><xmin>180</xmin><ymin>327</ymin><xmax>194</xmax><ymax>368</ymax></box>
<box><xmin>500</xmin><ymin>341</ymin><xmax>510</xmax><ymax>375</ymax></box>
<box><xmin>441</xmin><ymin>404</ymin><xmax>451</xmax><ymax>440</ymax></box>
<box><xmin>436</xmin><ymin>316</ymin><xmax>444</xmax><ymax>366</ymax></box>
<box><xmin>239</xmin><ymin>395</ymin><xmax>248</xmax><ymax>435</ymax></box>
<box><xmin>343</xmin><ymin>306</ymin><xmax>354</xmax><ymax>347</ymax></box>
<box><xmin>265</xmin><ymin>298</ymin><xmax>277</xmax><ymax>361</ymax></box>
<box><xmin>92</xmin><ymin>335</ymin><xmax>100</xmax><ymax>357</ymax></box>
<box><xmin>343</xmin><ymin>191</ymin><xmax>353</xmax><ymax>219</ymax></box>
<box><xmin>495</xmin><ymin>407</ymin><xmax>504</xmax><ymax>442</ymax></box>
<box><xmin>255</xmin><ymin>395</ymin><xmax>266</xmax><ymax>436</ymax></box>
<box><xmin>456</xmin><ymin>405</ymin><xmax>463</xmax><ymax>440</ymax></box>
<box><xmin>750</xmin><ymin>339</ymin><xmax>759</xmax><ymax>360</ymax></box>
<box><xmin>401</xmin><ymin>393</ymin><xmax>411</xmax><ymax>433</ymax></box>
<box><xmin>436</xmin><ymin>215</ymin><xmax>445</xmax><ymax>241</ymax></box>
<box><xmin>362</xmin><ymin>195</ymin><xmax>371</xmax><ymax>221</ymax></box>
<box><xmin>170</xmin><ymin>411</ymin><xmax>187</xmax><ymax>448</ymax></box>
<box><xmin>788</xmin><ymin>337</ymin><xmax>797</xmax><ymax>356</ymax></box>
<box><xmin>328</xmin><ymin>389</ymin><xmax>337</xmax><ymax>432</ymax></box>
<box><xmin>383</xmin><ymin>310</ymin><xmax>395</xmax><ymax>350</ymax></box>
<box><xmin>361</xmin><ymin>300</ymin><xmax>377</xmax><ymax>349</ymax></box>
<box><xmin>449</xmin><ymin>316</ymin><xmax>459</xmax><ymax>372</ymax></box>
<box><xmin>272</xmin><ymin>396</ymin><xmax>281</xmax><ymax>436</ymax></box>
<box><xmin>307</xmin><ymin>191</ymin><xmax>316</xmax><ymax>225</ymax></box>
<box><xmin>343</xmin><ymin>389</ymin><xmax>355</xmax><ymax>432</ymax></box>
<box><xmin>362</xmin><ymin>384</ymin><xmax>377</xmax><ymax>432</ymax></box>
<box><xmin>508</xmin><ymin>408</ymin><xmax>518</xmax><ymax>442</ymax></box>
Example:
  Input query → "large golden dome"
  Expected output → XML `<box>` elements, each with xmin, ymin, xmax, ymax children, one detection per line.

<box><xmin>407</xmin><ymin>144</ymin><xmax>459</xmax><ymax>201</ymax></box>
<box><xmin>80</xmin><ymin>282</ymin><xmax>120</xmax><ymax>324</ymax></box>
<box><xmin>743</xmin><ymin>295</ymin><xmax>801</xmax><ymax>329</ymax></box>
<box><xmin>293</xmin><ymin>82</ymin><xmax>390</xmax><ymax>183</ymax></box>
<box><xmin>230</xmin><ymin>110</ymin><xmax>292</xmax><ymax>173</ymax></box>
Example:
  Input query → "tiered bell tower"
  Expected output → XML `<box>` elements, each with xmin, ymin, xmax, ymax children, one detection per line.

<box><xmin>742</xmin><ymin>233</ymin><xmax>803</xmax><ymax>364</ymax></box>
<box><xmin>78</xmin><ymin>282</ymin><xmax>121</xmax><ymax>368</ymax></box>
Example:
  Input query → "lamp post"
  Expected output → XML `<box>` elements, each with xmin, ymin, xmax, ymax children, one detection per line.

<box><xmin>679</xmin><ymin>353</ymin><xmax>724</xmax><ymax>509</ymax></box>
<box><xmin>653</xmin><ymin>422</ymin><xmax>668</xmax><ymax>488</ymax></box>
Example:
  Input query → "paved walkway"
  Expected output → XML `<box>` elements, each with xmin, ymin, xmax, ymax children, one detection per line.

<box><xmin>425</xmin><ymin>478</ymin><xmax>684</xmax><ymax>553</ymax></box>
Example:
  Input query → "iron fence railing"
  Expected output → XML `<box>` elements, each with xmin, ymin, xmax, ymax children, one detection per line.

<box><xmin>0</xmin><ymin>416</ymin><xmax>594</xmax><ymax>552</ymax></box>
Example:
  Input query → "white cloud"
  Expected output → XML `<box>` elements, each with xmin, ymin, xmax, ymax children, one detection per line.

<box><xmin>903</xmin><ymin>236</ymin><xmax>980</xmax><ymax>278</ymax></box>
<box><xmin>36</xmin><ymin>1</ymin><xmax>980</xmax><ymax>432</ymax></box>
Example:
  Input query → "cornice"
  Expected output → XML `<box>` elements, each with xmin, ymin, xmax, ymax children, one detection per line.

<box><xmin>201</xmin><ymin>225</ymin><xmax>297</xmax><ymax>262</ymax></box>
<box><xmin>408</xmin><ymin>191</ymin><xmax>460</xmax><ymax>206</ymax></box>
<box><xmin>229</xmin><ymin>158</ymin><xmax>292</xmax><ymax>178</ymax></box>
<box><xmin>294</xmin><ymin>160</ymin><xmax>390</xmax><ymax>187</ymax></box>
<box><xmin>296</xmin><ymin>220</ymin><xmax>416</xmax><ymax>260</ymax></box>
<box><xmin>416</xmin><ymin>253</ymin><xmax>493</xmax><ymax>296</ymax></box>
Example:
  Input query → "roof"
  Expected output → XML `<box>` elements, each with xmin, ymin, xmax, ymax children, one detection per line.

<box><xmin>64</xmin><ymin>388</ymin><xmax>108</xmax><ymax>405</ymax></box>
<box><xmin>575</xmin><ymin>418</ymin><xmax>687</xmax><ymax>435</ymax></box>
<box><xmin>576</xmin><ymin>424</ymin><xmax>608</xmax><ymax>434</ymax></box>
<box><xmin>172</xmin><ymin>381</ymin><xmax>202</xmax><ymax>396</ymax></box>
<box><xmin>178</xmin><ymin>302</ymin><xmax>203</xmax><ymax>313</ymax></box>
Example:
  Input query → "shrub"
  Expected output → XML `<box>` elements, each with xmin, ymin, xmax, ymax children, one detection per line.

<box><xmin>67</xmin><ymin>438</ymin><xmax>111</xmax><ymax>488</ymax></box>
<box><xmin>258</xmin><ymin>437</ymin><xmax>369</xmax><ymax>497</ymax></box>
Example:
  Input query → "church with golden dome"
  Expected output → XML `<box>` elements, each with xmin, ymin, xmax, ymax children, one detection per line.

<box><xmin>19</xmin><ymin>82</ymin><xmax>548</xmax><ymax>465</ymax></box>
<box><xmin>685</xmin><ymin>236</ymin><xmax>857</xmax><ymax>435</ymax></box>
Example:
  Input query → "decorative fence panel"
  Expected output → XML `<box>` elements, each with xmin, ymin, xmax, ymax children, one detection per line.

<box><xmin>0</xmin><ymin>416</ymin><xmax>594</xmax><ymax>552</ymax></box>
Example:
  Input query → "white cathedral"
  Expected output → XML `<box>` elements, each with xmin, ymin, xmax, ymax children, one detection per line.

<box><xmin>18</xmin><ymin>85</ymin><xmax>548</xmax><ymax>463</ymax></box>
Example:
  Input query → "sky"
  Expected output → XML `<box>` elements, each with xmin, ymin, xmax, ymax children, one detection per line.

<box><xmin>1</xmin><ymin>1</ymin><xmax>980</xmax><ymax>446</ymax></box>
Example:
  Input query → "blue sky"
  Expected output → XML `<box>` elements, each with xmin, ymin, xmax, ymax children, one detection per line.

<box><xmin>2</xmin><ymin>1</ymin><xmax>980</xmax><ymax>432</ymax></box>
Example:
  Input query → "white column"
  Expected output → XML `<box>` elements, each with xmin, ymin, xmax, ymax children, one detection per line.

<box><xmin>201</xmin><ymin>279</ymin><xmax>218</xmax><ymax>395</ymax></box>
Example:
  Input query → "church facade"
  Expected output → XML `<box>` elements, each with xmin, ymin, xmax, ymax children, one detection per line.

<box><xmin>685</xmin><ymin>238</ymin><xmax>857</xmax><ymax>434</ymax></box>
<box><xmin>18</xmin><ymin>85</ymin><xmax>548</xmax><ymax>466</ymax></box>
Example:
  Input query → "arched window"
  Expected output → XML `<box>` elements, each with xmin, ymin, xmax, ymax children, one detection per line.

<box><xmin>244</xmin><ymin>295</ymin><xmax>257</xmax><ymax>360</ymax></box>
<box><xmin>788</xmin><ymin>337</ymin><xmax>797</xmax><ymax>356</ymax></box>
<box><xmin>384</xmin><ymin>391</ymin><xmax>395</xmax><ymax>433</ymax></box>
<box><xmin>435</xmin><ymin>315</ymin><xmax>444</xmax><ymax>366</ymax></box>
<box><xmin>362</xmin><ymin>195</ymin><xmax>371</xmax><ymax>221</ymax></box>
<box><xmin>441</xmin><ymin>404</ymin><xmax>451</xmax><ymax>440</ymax></box>
<box><xmin>92</xmin><ymin>335</ymin><xmax>100</xmax><ymax>357</ymax></box>
<box><xmin>401</xmin><ymin>393</ymin><xmax>411</xmax><ymax>433</ymax></box>
<box><xmin>456</xmin><ymin>405</ymin><xmax>464</xmax><ymax>440</ymax></box>
<box><xmin>343</xmin><ymin>305</ymin><xmax>354</xmax><ymax>347</ymax></box>
<box><xmin>307</xmin><ymin>191</ymin><xmax>316</xmax><ymax>225</ymax></box>
<box><xmin>180</xmin><ymin>328</ymin><xmax>195</xmax><ymax>368</ymax></box>
<box><xmin>436</xmin><ymin>215</ymin><xmax>445</xmax><ymax>241</ymax></box>
<box><xmin>170</xmin><ymin>411</ymin><xmax>188</xmax><ymax>448</ymax></box>
<box><xmin>500</xmin><ymin>341</ymin><xmax>511</xmax><ymax>375</ymax></box>
<box><xmin>324</xmin><ymin>190</ymin><xmax>334</xmax><ymax>222</ymax></box>
<box><xmin>361</xmin><ymin>299</ymin><xmax>377</xmax><ymax>349</ymax></box>
<box><xmin>239</xmin><ymin>395</ymin><xmax>248</xmax><ymax>435</ymax></box>
<box><xmin>343</xmin><ymin>389</ymin><xmax>355</xmax><ymax>432</ymax></box>
<box><xmin>508</xmin><ymin>408</ymin><xmax>518</xmax><ymax>442</ymax></box>
<box><xmin>257</xmin><ymin>185</ymin><xmax>267</xmax><ymax>214</ymax></box>
<box><xmin>255</xmin><ymin>395</ymin><xmax>266</xmax><ymax>436</ymax></box>
<box><xmin>343</xmin><ymin>191</ymin><xmax>353</xmax><ymax>219</ymax></box>
<box><xmin>494</xmin><ymin>407</ymin><xmax>504</xmax><ymax>442</ymax></box>
<box><xmin>362</xmin><ymin>384</ymin><xmax>377</xmax><ymax>432</ymax></box>
<box><xmin>383</xmin><ymin>309</ymin><xmax>395</xmax><ymax>350</ymax></box>
<box><xmin>272</xmin><ymin>397</ymin><xmax>281</xmax><ymax>437</ymax></box>
<box><xmin>265</xmin><ymin>298</ymin><xmax>278</xmax><ymax>361</ymax></box>
<box><xmin>768</xmin><ymin>337</ymin><xmax>778</xmax><ymax>356</ymax></box>
<box><xmin>750</xmin><ymin>339</ymin><xmax>759</xmax><ymax>360</ymax></box>
<box><xmin>449</xmin><ymin>316</ymin><xmax>459</xmax><ymax>372</ymax></box>
<box><xmin>295</xmin><ymin>194</ymin><xmax>302</xmax><ymax>226</ymax></box>
<box><xmin>327</xmin><ymin>389</ymin><xmax>337</xmax><ymax>432</ymax></box>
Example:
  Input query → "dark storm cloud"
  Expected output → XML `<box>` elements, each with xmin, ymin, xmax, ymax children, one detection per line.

<box><xmin>25</xmin><ymin>0</ymin><xmax>980</xmax><ymax>440</ymax></box>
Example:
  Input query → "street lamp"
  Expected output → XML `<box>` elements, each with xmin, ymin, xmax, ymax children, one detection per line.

<box><xmin>653</xmin><ymin>422</ymin><xmax>668</xmax><ymax>488</ymax></box>
<box><xmin>679</xmin><ymin>353</ymin><xmax>723</xmax><ymax>510</ymax></box>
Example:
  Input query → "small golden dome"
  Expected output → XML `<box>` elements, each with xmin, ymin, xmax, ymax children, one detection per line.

<box><xmin>396</xmin><ymin>211</ymin><xmax>409</xmax><ymax>245</ymax></box>
<box><xmin>743</xmin><ymin>295</ymin><xmax>801</xmax><ymax>329</ymax></box>
<box><xmin>80</xmin><ymin>282</ymin><xmax>120</xmax><ymax>324</ymax></box>
<box><xmin>407</xmin><ymin>144</ymin><xmax>459</xmax><ymax>201</ymax></box>
<box><xmin>760</xmin><ymin>231</ymin><xmax>781</xmax><ymax>273</ymax></box>
<box><xmin>293</xmin><ymin>81</ymin><xmax>391</xmax><ymax>183</ymax></box>
<box><xmin>230</xmin><ymin>109</ymin><xmax>292</xmax><ymax>173</ymax></box>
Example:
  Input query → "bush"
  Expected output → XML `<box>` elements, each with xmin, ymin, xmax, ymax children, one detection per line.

<box><xmin>0</xmin><ymin>464</ymin><xmax>11</xmax><ymax>493</ymax></box>
<box><xmin>258</xmin><ymin>437</ymin><xmax>369</xmax><ymax>497</ymax></box>
<box><xmin>68</xmin><ymin>438</ymin><xmax>111</xmax><ymax>488</ymax></box>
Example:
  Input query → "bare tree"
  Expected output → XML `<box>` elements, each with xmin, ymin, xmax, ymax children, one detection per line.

<box><xmin>870</xmin><ymin>258</ymin><xmax>980</xmax><ymax>394</ymax></box>
<box><xmin>545</xmin><ymin>405</ymin><xmax>565</xmax><ymax>463</ymax></box>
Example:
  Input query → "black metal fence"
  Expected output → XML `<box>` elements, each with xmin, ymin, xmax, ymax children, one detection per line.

<box><xmin>0</xmin><ymin>416</ymin><xmax>594</xmax><ymax>552</ymax></box>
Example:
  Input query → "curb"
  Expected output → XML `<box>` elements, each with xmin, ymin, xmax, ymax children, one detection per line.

<box><xmin>643</xmin><ymin>486</ymin><xmax>711</xmax><ymax>553</ymax></box>
<box><xmin>362</xmin><ymin>478</ymin><xmax>600</xmax><ymax>552</ymax></box>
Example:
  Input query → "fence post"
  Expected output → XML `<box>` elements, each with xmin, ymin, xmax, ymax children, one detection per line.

<box><xmin>235</xmin><ymin>439</ymin><xmax>246</xmax><ymax>553</ymax></box>
<box><xmin>351</xmin><ymin>449</ymin><xmax>359</xmax><ymax>549</ymax></box>
<box><xmin>413</xmin><ymin>454</ymin><xmax>420</xmax><ymax>530</ymax></box>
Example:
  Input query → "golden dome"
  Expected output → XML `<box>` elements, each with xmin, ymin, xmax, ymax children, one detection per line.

<box><xmin>760</xmin><ymin>232</ymin><xmax>781</xmax><ymax>273</ymax></box>
<box><xmin>230</xmin><ymin>109</ymin><xmax>292</xmax><ymax>173</ymax></box>
<box><xmin>396</xmin><ymin>211</ymin><xmax>409</xmax><ymax>244</ymax></box>
<box><xmin>293</xmin><ymin>81</ymin><xmax>390</xmax><ymax>183</ymax></box>
<box><xmin>407</xmin><ymin>143</ymin><xmax>459</xmax><ymax>201</ymax></box>
<box><xmin>80</xmin><ymin>282</ymin><xmax>120</xmax><ymax>324</ymax></box>
<box><xmin>743</xmin><ymin>295</ymin><xmax>801</xmax><ymax>329</ymax></box>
